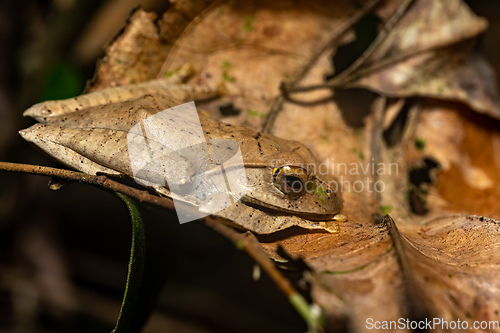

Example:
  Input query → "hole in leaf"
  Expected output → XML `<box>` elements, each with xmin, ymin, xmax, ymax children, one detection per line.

<box><xmin>383</xmin><ymin>99</ymin><xmax>413</xmax><ymax>147</ymax></box>
<box><xmin>408</xmin><ymin>157</ymin><xmax>440</xmax><ymax>215</ymax></box>
<box><xmin>329</xmin><ymin>14</ymin><xmax>381</xmax><ymax>128</ymax></box>
<box><xmin>218</xmin><ymin>102</ymin><xmax>241</xmax><ymax>116</ymax></box>
<box><xmin>329</xmin><ymin>13</ymin><xmax>381</xmax><ymax>78</ymax></box>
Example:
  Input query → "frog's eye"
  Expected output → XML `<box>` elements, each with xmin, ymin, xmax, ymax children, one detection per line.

<box><xmin>273</xmin><ymin>166</ymin><xmax>309</xmax><ymax>197</ymax></box>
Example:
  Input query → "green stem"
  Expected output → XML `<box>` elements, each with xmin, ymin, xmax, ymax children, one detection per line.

<box><xmin>289</xmin><ymin>293</ymin><xmax>321</xmax><ymax>332</ymax></box>
<box><xmin>113</xmin><ymin>193</ymin><xmax>147</xmax><ymax>333</ymax></box>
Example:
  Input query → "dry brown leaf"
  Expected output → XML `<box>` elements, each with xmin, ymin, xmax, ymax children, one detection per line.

<box><xmin>87</xmin><ymin>0</ymin><xmax>215</xmax><ymax>92</ymax></box>
<box><xmin>343</xmin><ymin>0</ymin><xmax>500</xmax><ymax>119</ymax></box>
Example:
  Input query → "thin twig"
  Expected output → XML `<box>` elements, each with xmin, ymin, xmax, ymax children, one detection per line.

<box><xmin>285</xmin><ymin>0</ymin><xmax>414</xmax><ymax>94</ymax></box>
<box><xmin>262</xmin><ymin>95</ymin><xmax>285</xmax><ymax>134</ymax></box>
<box><xmin>0</xmin><ymin>161</ymin><xmax>176</xmax><ymax>211</ymax></box>
<box><xmin>262</xmin><ymin>0</ymin><xmax>384</xmax><ymax>133</ymax></box>
<box><xmin>329</xmin><ymin>0</ymin><xmax>414</xmax><ymax>86</ymax></box>
<box><xmin>370</xmin><ymin>97</ymin><xmax>387</xmax><ymax>218</ymax></box>
<box><xmin>396</xmin><ymin>101</ymin><xmax>421</xmax><ymax>215</ymax></box>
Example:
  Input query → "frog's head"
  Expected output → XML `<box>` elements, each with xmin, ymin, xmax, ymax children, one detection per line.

<box><xmin>242</xmin><ymin>152</ymin><xmax>343</xmax><ymax>220</ymax></box>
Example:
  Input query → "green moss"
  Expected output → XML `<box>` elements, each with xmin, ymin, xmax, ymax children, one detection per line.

<box><xmin>414</xmin><ymin>137</ymin><xmax>426</xmax><ymax>151</ymax></box>
<box><xmin>381</xmin><ymin>205</ymin><xmax>392</xmax><ymax>215</ymax></box>
<box><xmin>216</xmin><ymin>7</ymin><xmax>224</xmax><ymax>19</ymax></box>
<box><xmin>247</xmin><ymin>108</ymin><xmax>266</xmax><ymax>119</ymax></box>
<box><xmin>222</xmin><ymin>61</ymin><xmax>235</xmax><ymax>82</ymax></box>
<box><xmin>223</xmin><ymin>71</ymin><xmax>235</xmax><ymax>82</ymax></box>
<box><xmin>351</xmin><ymin>148</ymin><xmax>364</xmax><ymax>160</ymax></box>
<box><xmin>243</xmin><ymin>15</ymin><xmax>256</xmax><ymax>32</ymax></box>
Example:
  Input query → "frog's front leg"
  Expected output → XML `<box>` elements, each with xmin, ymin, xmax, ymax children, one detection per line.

<box><xmin>23</xmin><ymin>64</ymin><xmax>220</xmax><ymax>123</ymax></box>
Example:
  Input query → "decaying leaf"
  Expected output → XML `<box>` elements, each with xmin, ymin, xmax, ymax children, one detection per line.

<box><xmin>341</xmin><ymin>0</ymin><xmax>500</xmax><ymax>120</ymax></box>
<box><xmin>88</xmin><ymin>0</ymin><xmax>216</xmax><ymax>92</ymax></box>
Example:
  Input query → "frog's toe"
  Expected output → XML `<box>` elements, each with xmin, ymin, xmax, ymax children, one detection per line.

<box><xmin>23</xmin><ymin>100</ymin><xmax>66</xmax><ymax>122</ymax></box>
<box><xmin>178</xmin><ymin>63</ymin><xmax>196</xmax><ymax>79</ymax></box>
<box><xmin>312</xmin><ymin>221</ymin><xmax>340</xmax><ymax>234</ymax></box>
<box><xmin>333</xmin><ymin>214</ymin><xmax>348</xmax><ymax>222</ymax></box>
<box><xmin>23</xmin><ymin>103</ymin><xmax>46</xmax><ymax>119</ymax></box>
<box><xmin>324</xmin><ymin>222</ymin><xmax>340</xmax><ymax>234</ymax></box>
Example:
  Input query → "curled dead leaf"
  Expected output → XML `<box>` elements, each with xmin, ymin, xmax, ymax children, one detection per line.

<box><xmin>342</xmin><ymin>0</ymin><xmax>500</xmax><ymax>119</ymax></box>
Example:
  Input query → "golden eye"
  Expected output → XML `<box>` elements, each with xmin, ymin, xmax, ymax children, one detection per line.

<box><xmin>273</xmin><ymin>166</ymin><xmax>309</xmax><ymax>196</ymax></box>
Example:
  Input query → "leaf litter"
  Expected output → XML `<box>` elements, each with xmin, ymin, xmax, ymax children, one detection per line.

<box><xmin>59</xmin><ymin>0</ymin><xmax>500</xmax><ymax>331</ymax></box>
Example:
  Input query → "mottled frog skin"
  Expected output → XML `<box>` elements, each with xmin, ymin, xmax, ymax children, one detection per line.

<box><xmin>20</xmin><ymin>73</ymin><xmax>344</xmax><ymax>234</ymax></box>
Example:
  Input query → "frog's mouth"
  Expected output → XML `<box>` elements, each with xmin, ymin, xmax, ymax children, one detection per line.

<box><xmin>240</xmin><ymin>198</ymin><xmax>339</xmax><ymax>221</ymax></box>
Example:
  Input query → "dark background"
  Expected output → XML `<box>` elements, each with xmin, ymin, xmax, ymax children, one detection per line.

<box><xmin>0</xmin><ymin>1</ymin><xmax>498</xmax><ymax>332</ymax></box>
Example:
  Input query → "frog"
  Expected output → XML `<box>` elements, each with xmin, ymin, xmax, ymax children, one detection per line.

<box><xmin>19</xmin><ymin>66</ymin><xmax>346</xmax><ymax>234</ymax></box>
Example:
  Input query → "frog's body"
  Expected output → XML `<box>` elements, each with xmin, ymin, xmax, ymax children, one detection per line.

<box><xmin>20</xmin><ymin>70</ymin><xmax>345</xmax><ymax>234</ymax></box>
